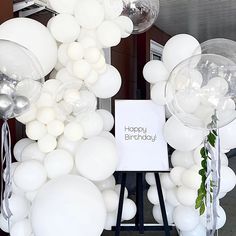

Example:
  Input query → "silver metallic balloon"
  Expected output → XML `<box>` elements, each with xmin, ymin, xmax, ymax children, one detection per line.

<box><xmin>0</xmin><ymin>75</ymin><xmax>16</xmax><ymax>96</ymax></box>
<box><xmin>0</xmin><ymin>94</ymin><xmax>14</xmax><ymax>119</ymax></box>
<box><xmin>122</xmin><ymin>0</ymin><xmax>160</xmax><ymax>34</ymax></box>
<box><xmin>13</xmin><ymin>95</ymin><xmax>30</xmax><ymax>116</ymax></box>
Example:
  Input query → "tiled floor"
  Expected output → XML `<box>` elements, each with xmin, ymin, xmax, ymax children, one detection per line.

<box><xmin>103</xmin><ymin>157</ymin><xmax>236</xmax><ymax>236</ymax></box>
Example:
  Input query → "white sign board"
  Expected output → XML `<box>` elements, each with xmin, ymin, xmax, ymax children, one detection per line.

<box><xmin>115</xmin><ymin>100</ymin><xmax>169</xmax><ymax>171</ymax></box>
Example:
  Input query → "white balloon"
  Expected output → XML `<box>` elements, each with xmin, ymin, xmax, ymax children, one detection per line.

<box><xmin>21</xmin><ymin>142</ymin><xmax>45</xmax><ymax>162</ymax></box>
<box><xmin>96</xmin><ymin>109</ymin><xmax>114</xmax><ymax>132</ymax></box>
<box><xmin>79</xmin><ymin>36</ymin><xmax>98</xmax><ymax>50</ymax></box>
<box><xmin>67</xmin><ymin>42</ymin><xmax>84</xmax><ymax>61</ymax></box>
<box><xmin>77</xmin><ymin>111</ymin><xmax>104</xmax><ymax>138</ymax></box>
<box><xmin>84</xmin><ymin>69</ymin><xmax>99</xmax><ymax>86</ymax></box>
<box><xmin>0</xmin><ymin>213</ymin><xmax>10</xmax><ymax>233</ymax></box>
<box><xmin>160</xmin><ymin>173</ymin><xmax>175</xmax><ymax>189</ymax></box>
<box><xmin>38</xmin><ymin>134</ymin><xmax>57</xmax><ymax>153</ymax></box>
<box><xmin>181</xmin><ymin>165</ymin><xmax>201</xmax><ymax>190</ymax></box>
<box><xmin>37</xmin><ymin>107</ymin><xmax>55</xmax><ymax>124</ymax></box>
<box><xmin>114</xmin><ymin>184</ymin><xmax>129</xmax><ymax>199</ymax></box>
<box><xmin>14</xmin><ymin>160</ymin><xmax>47</xmax><ymax>192</ymax></box>
<box><xmin>207</xmin><ymin>77</ymin><xmax>229</xmax><ymax>96</ymax></box>
<box><xmin>103</xmin><ymin>0</ymin><xmax>123</xmax><ymax>19</ymax></box>
<box><xmin>0</xmin><ymin>18</ymin><xmax>57</xmax><ymax>76</ymax></box>
<box><xmin>114</xmin><ymin>16</ymin><xmax>133</xmax><ymax>38</ymax></box>
<box><xmin>10</xmin><ymin>219</ymin><xmax>32</xmax><ymax>236</ymax></box>
<box><xmin>151</xmin><ymin>81</ymin><xmax>167</xmax><ymax>105</ymax></box>
<box><xmin>73</xmin><ymin>59</ymin><xmax>91</xmax><ymax>79</ymax></box>
<box><xmin>104</xmin><ymin>211</ymin><xmax>117</xmax><ymax>230</ymax></box>
<box><xmin>90</xmin><ymin>64</ymin><xmax>121</xmax><ymax>98</ymax></box>
<box><xmin>147</xmin><ymin>185</ymin><xmax>166</xmax><ymax>205</ymax></box>
<box><xmin>16</xmin><ymin>105</ymin><xmax>37</xmax><ymax>124</ymax></box>
<box><xmin>44</xmin><ymin>149</ymin><xmax>74</xmax><ymax>179</ymax></box>
<box><xmin>57</xmin><ymin>135</ymin><xmax>83</xmax><ymax>155</ymax></box>
<box><xmin>31</xmin><ymin>175</ymin><xmax>106</xmax><ymax>236</ymax></box>
<box><xmin>171</xmin><ymin>150</ymin><xmax>195</xmax><ymax>168</ymax></box>
<box><xmin>170</xmin><ymin>166</ymin><xmax>185</xmax><ymax>186</ymax></box>
<box><xmin>75</xmin><ymin>136</ymin><xmax>118</xmax><ymax>181</ymax></box>
<box><xmin>42</xmin><ymin>79</ymin><xmax>61</xmax><ymax>98</ymax></box>
<box><xmin>96</xmin><ymin>21</ymin><xmax>121</xmax><ymax>48</ymax></box>
<box><xmin>57</xmin><ymin>43</ymin><xmax>70</xmax><ymax>66</ymax></box>
<box><xmin>84</xmin><ymin>47</ymin><xmax>101</xmax><ymax>64</ymax></box>
<box><xmin>56</xmin><ymin>69</ymin><xmax>79</xmax><ymax>84</ymax></box>
<box><xmin>122</xmin><ymin>199</ymin><xmax>137</xmax><ymax>221</ymax></box>
<box><xmin>74</xmin><ymin>0</ymin><xmax>105</xmax><ymax>29</ymax></box>
<box><xmin>102</xmin><ymin>189</ymin><xmax>119</xmax><ymax>212</ymax></box>
<box><xmin>63</xmin><ymin>88</ymin><xmax>80</xmax><ymax>104</ymax></box>
<box><xmin>164</xmin><ymin>116</ymin><xmax>205</xmax><ymax>151</ymax></box>
<box><xmin>26</xmin><ymin>120</ymin><xmax>47</xmax><ymax>141</ymax></box>
<box><xmin>13</xmin><ymin>138</ymin><xmax>34</xmax><ymax>161</ymax></box>
<box><xmin>166</xmin><ymin>187</ymin><xmax>180</xmax><ymax>207</ymax></box>
<box><xmin>162</xmin><ymin>34</ymin><xmax>200</xmax><ymax>72</ymax></box>
<box><xmin>49</xmin><ymin>14</ymin><xmax>80</xmax><ymax>43</ymax></box>
<box><xmin>143</xmin><ymin>60</ymin><xmax>169</xmax><ymax>83</ymax></box>
<box><xmin>92</xmin><ymin>55</ymin><xmax>106</xmax><ymax>71</ymax></box>
<box><xmin>64</xmin><ymin>122</ymin><xmax>84</xmax><ymax>141</ymax></box>
<box><xmin>47</xmin><ymin>120</ymin><xmax>64</xmax><ymax>137</ymax></box>
<box><xmin>220</xmin><ymin>166</ymin><xmax>236</xmax><ymax>193</ymax></box>
<box><xmin>177</xmin><ymin>186</ymin><xmax>197</xmax><ymax>206</ymax></box>
<box><xmin>181</xmin><ymin>224</ymin><xmax>206</xmax><ymax>236</ymax></box>
<box><xmin>25</xmin><ymin>190</ymin><xmax>38</xmax><ymax>202</ymax></box>
<box><xmin>99</xmin><ymin>131</ymin><xmax>116</xmax><ymax>143</ymax></box>
<box><xmin>153</xmin><ymin>202</ymin><xmax>174</xmax><ymax>224</ymax></box>
<box><xmin>220</xmin><ymin>119</ymin><xmax>236</xmax><ymax>150</ymax></box>
<box><xmin>95</xmin><ymin>175</ymin><xmax>116</xmax><ymax>191</ymax></box>
<box><xmin>5</xmin><ymin>194</ymin><xmax>29</xmax><ymax>223</ymax></box>
<box><xmin>36</xmin><ymin>92</ymin><xmax>55</xmax><ymax>108</ymax></box>
<box><xmin>48</xmin><ymin>0</ymin><xmax>78</xmax><ymax>14</ymax></box>
<box><xmin>173</xmin><ymin>206</ymin><xmax>199</xmax><ymax>231</ymax></box>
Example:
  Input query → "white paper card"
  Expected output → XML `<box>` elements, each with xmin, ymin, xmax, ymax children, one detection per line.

<box><xmin>115</xmin><ymin>100</ymin><xmax>169</xmax><ymax>171</ymax></box>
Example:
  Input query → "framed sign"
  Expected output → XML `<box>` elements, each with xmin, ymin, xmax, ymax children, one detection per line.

<box><xmin>115</xmin><ymin>100</ymin><xmax>169</xmax><ymax>171</ymax></box>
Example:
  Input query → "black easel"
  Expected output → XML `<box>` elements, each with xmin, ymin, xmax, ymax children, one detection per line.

<box><xmin>112</xmin><ymin>172</ymin><xmax>173</xmax><ymax>235</ymax></box>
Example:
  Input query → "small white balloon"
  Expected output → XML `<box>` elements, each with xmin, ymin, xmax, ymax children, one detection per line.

<box><xmin>16</xmin><ymin>105</ymin><xmax>37</xmax><ymax>124</ymax></box>
<box><xmin>13</xmin><ymin>138</ymin><xmax>34</xmax><ymax>161</ymax></box>
<box><xmin>75</xmin><ymin>136</ymin><xmax>118</xmax><ymax>181</ymax></box>
<box><xmin>49</xmin><ymin>14</ymin><xmax>80</xmax><ymax>43</ymax></box>
<box><xmin>84</xmin><ymin>47</ymin><xmax>101</xmax><ymax>64</ymax></box>
<box><xmin>37</xmin><ymin>107</ymin><xmax>55</xmax><ymax>124</ymax></box>
<box><xmin>42</xmin><ymin>79</ymin><xmax>61</xmax><ymax>98</ymax></box>
<box><xmin>73</xmin><ymin>59</ymin><xmax>92</xmax><ymax>79</ymax></box>
<box><xmin>220</xmin><ymin>166</ymin><xmax>236</xmax><ymax>193</ymax></box>
<box><xmin>103</xmin><ymin>0</ymin><xmax>123</xmax><ymax>19</ymax></box>
<box><xmin>99</xmin><ymin>131</ymin><xmax>116</xmax><ymax>143</ymax></box>
<box><xmin>21</xmin><ymin>142</ymin><xmax>45</xmax><ymax>162</ymax></box>
<box><xmin>38</xmin><ymin>134</ymin><xmax>57</xmax><ymax>153</ymax></box>
<box><xmin>166</xmin><ymin>187</ymin><xmax>180</xmax><ymax>207</ymax></box>
<box><xmin>97</xmin><ymin>109</ymin><xmax>114</xmax><ymax>132</ymax></box>
<box><xmin>122</xmin><ymin>199</ymin><xmax>137</xmax><ymax>221</ymax></box>
<box><xmin>36</xmin><ymin>92</ymin><xmax>54</xmax><ymax>108</ymax></box>
<box><xmin>25</xmin><ymin>190</ymin><xmax>38</xmax><ymax>202</ymax></box>
<box><xmin>44</xmin><ymin>149</ymin><xmax>74</xmax><ymax>179</ymax></box>
<box><xmin>143</xmin><ymin>60</ymin><xmax>169</xmax><ymax>83</ymax></box>
<box><xmin>10</xmin><ymin>219</ymin><xmax>32</xmax><ymax>236</ymax></box>
<box><xmin>14</xmin><ymin>160</ymin><xmax>47</xmax><ymax>192</ymax></box>
<box><xmin>114</xmin><ymin>16</ymin><xmax>133</xmax><ymax>38</ymax></box>
<box><xmin>74</xmin><ymin>0</ymin><xmax>105</xmax><ymax>29</ymax></box>
<box><xmin>56</xmin><ymin>69</ymin><xmax>79</xmax><ymax>84</ymax></box>
<box><xmin>177</xmin><ymin>186</ymin><xmax>197</xmax><ymax>206</ymax></box>
<box><xmin>104</xmin><ymin>211</ymin><xmax>117</xmax><ymax>230</ymax></box>
<box><xmin>64</xmin><ymin>122</ymin><xmax>84</xmax><ymax>141</ymax></box>
<box><xmin>84</xmin><ymin>69</ymin><xmax>99</xmax><ymax>86</ymax></box>
<box><xmin>147</xmin><ymin>185</ymin><xmax>166</xmax><ymax>205</ymax></box>
<box><xmin>170</xmin><ymin>166</ymin><xmax>186</xmax><ymax>186</ymax></box>
<box><xmin>97</xmin><ymin>21</ymin><xmax>121</xmax><ymax>48</ymax></box>
<box><xmin>57</xmin><ymin>43</ymin><xmax>70</xmax><ymax>66</ymax></box>
<box><xmin>145</xmin><ymin>173</ymin><xmax>156</xmax><ymax>186</ymax></box>
<box><xmin>95</xmin><ymin>175</ymin><xmax>116</xmax><ymax>191</ymax></box>
<box><xmin>26</xmin><ymin>120</ymin><xmax>47</xmax><ymax>141</ymax></box>
<box><xmin>47</xmin><ymin>120</ymin><xmax>64</xmax><ymax>137</ymax></box>
<box><xmin>80</xmin><ymin>36</ymin><xmax>98</xmax><ymax>50</ymax></box>
<box><xmin>67</xmin><ymin>42</ymin><xmax>84</xmax><ymax>61</ymax></box>
<box><xmin>102</xmin><ymin>189</ymin><xmax>119</xmax><ymax>212</ymax></box>
<box><xmin>114</xmin><ymin>184</ymin><xmax>129</xmax><ymax>199</ymax></box>
<box><xmin>171</xmin><ymin>150</ymin><xmax>195</xmax><ymax>168</ymax></box>
<box><xmin>160</xmin><ymin>173</ymin><xmax>175</xmax><ymax>190</ymax></box>
<box><xmin>153</xmin><ymin>202</ymin><xmax>174</xmax><ymax>224</ymax></box>
<box><xmin>151</xmin><ymin>81</ymin><xmax>167</xmax><ymax>105</ymax></box>
<box><xmin>181</xmin><ymin>223</ymin><xmax>206</xmax><ymax>236</ymax></box>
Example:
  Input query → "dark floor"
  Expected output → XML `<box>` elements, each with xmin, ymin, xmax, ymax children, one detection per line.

<box><xmin>103</xmin><ymin>157</ymin><xmax>236</xmax><ymax>236</ymax></box>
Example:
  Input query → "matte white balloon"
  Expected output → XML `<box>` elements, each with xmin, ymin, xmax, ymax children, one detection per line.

<box><xmin>13</xmin><ymin>138</ymin><xmax>34</xmax><ymax>161</ymax></box>
<box><xmin>114</xmin><ymin>16</ymin><xmax>133</xmax><ymax>38</ymax></box>
<box><xmin>48</xmin><ymin>0</ymin><xmax>78</xmax><ymax>14</ymax></box>
<box><xmin>42</xmin><ymin>79</ymin><xmax>61</xmax><ymax>98</ymax></box>
<box><xmin>99</xmin><ymin>131</ymin><xmax>116</xmax><ymax>143</ymax></box>
<box><xmin>90</xmin><ymin>64</ymin><xmax>121</xmax><ymax>98</ymax></box>
<box><xmin>122</xmin><ymin>199</ymin><xmax>137</xmax><ymax>221</ymax></box>
<box><xmin>143</xmin><ymin>60</ymin><xmax>169</xmax><ymax>83</ymax></box>
<box><xmin>14</xmin><ymin>160</ymin><xmax>47</xmax><ymax>192</ymax></box>
<box><xmin>151</xmin><ymin>81</ymin><xmax>167</xmax><ymax>105</ymax></box>
<box><xmin>47</xmin><ymin>120</ymin><xmax>64</xmax><ymax>137</ymax></box>
<box><xmin>97</xmin><ymin>109</ymin><xmax>114</xmax><ymax>132</ymax></box>
<box><xmin>160</xmin><ymin>173</ymin><xmax>175</xmax><ymax>190</ymax></box>
<box><xmin>166</xmin><ymin>187</ymin><xmax>180</xmax><ymax>207</ymax></box>
<box><xmin>75</xmin><ymin>0</ymin><xmax>105</xmax><ymax>29</ymax></box>
<box><xmin>26</xmin><ymin>120</ymin><xmax>47</xmax><ymax>140</ymax></box>
<box><xmin>97</xmin><ymin>21</ymin><xmax>121</xmax><ymax>48</ymax></box>
<box><xmin>56</xmin><ymin>68</ymin><xmax>79</xmax><ymax>84</ymax></box>
<box><xmin>177</xmin><ymin>186</ymin><xmax>197</xmax><ymax>206</ymax></box>
<box><xmin>67</xmin><ymin>42</ymin><xmax>84</xmax><ymax>61</ymax></box>
<box><xmin>31</xmin><ymin>175</ymin><xmax>106</xmax><ymax>236</ymax></box>
<box><xmin>181</xmin><ymin>224</ymin><xmax>206</xmax><ymax>236</ymax></box>
<box><xmin>64</xmin><ymin>122</ymin><xmax>84</xmax><ymax>141</ymax></box>
<box><xmin>103</xmin><ymin>0</ymin><xmax>123</xmax><ymax>19</ymax></box>
<box><xmin>220</xmin><ymin>166</ymin><xmax>236</xmax><ymax>193</ymax></box>
<box><xmin>36</xmin><ymin>92</ymin><xmax>54</xmax><ymax>108</ymax></box>
<box><xmin>171</xmin><ymin>150</ymin><xmax>195</xmax><ymax>168</ymax></box>
<box><xmin>57</xmin><ymin>43</ymin><xmax>70</xmax><ymax>66</ymax></box>
<box><xmin>220</xmin><ymin>119</ymin><xmax>236</xmax><ymax>150</ymax></box>
<box><xmin>153</xmin><ymin>202</ymin><xmax>174</xmax><ymax>224</ymax></box>
<box><xmin>104</xmin><ymin>212</ymin><xmax>117</xmax><ymax>230</ymax></box>
<box><xmin>170</xmin><ymin>166</ymin><xmax>185</xmax><ymax>186</ymax></box>
<box><xmin>73</xmin><ymin>59</ymin><xmax>91</xmax><ymax>79</ymax></box>
<box><xmin>0</xmin><ymin>18</ymin><xmax>57</xmax><ymax>76</ymax></box>
<box><xmin>147</xmin><ymin>185</ymin><xmax>166</xmax><ymax>205</ymax></box>
<box><xmin>21</xmin><ymin>142</ymin><xmax>45</xmax><ymax>162</ymax></box>
<box><xmin>16</xmin><ymin>104</ymin><xmax>37</xmax><ymax>124</ymax></box>
<box><xmin>102</xmin><ymin>189</ymin><xmax>119</xmax><ymax>212</ymax></box>
<box><xmin>44</xmin><ymin>149</ymin><xmax>74</xmax><ymax>179</ymax></box>
<box><xmin>84</xmin><ymin>47</ymin><xmax>101</xmax><ymax>64</ymax></box>
<box><xmin>95</xmin><ymin>175</ymin><xmax>116</xmax><ymax>191</ymax></box>
<box><xmin>10</xmin><ymin>219</ymin><xmax>32</xmax><ymax>236</ymax></box>
<box><xmin>38</xmin><ymin>134</ymin><xmax>57</xmax><ymax>153</ymax></box>
<box><xmin>0</xmin><ymin>213</ymin><xmax>9</xmax><ymax>233</ymax></box>
<box><xmin>37</xmin><ymin>107</ymin><xmax>55</xmax><ymax>124</ymax></box>
<box><xmin>84</xmin><ymin>69</ymin><xmax>99</xmax><ymax>86</ymax></box>
<box><xmin>75</xmin><ymin>136</ymin><xmax>118</xmax><ymax>181</ymax></box>
<box><xmin>25</xmin><ymin>190</ymin><xmax>38</xmax><ymax>202</ymax></box>
<box><xmin>145</xmin><ymin>173</ymin><xmax>156</xmax><ymax>186</ymax></box>
<box><xmin>114</xmin><ymin>184</ymin><xmax>129</xmax><ymax>199</ymax></box>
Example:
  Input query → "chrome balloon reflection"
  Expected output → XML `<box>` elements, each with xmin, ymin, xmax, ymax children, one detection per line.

<box><xmin>122</xmin><ymin>0</ymin><xmax>160</xmax><ymax>34</ymax></box>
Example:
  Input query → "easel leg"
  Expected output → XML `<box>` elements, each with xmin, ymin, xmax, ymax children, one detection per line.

<box><xmin>154</xmin><ymin>173</ymin><xmax>171</xmax><ymax>236</ymax></box>
<box><xmin>137</xmin><ymin>173</ymin><xmax>144</xmax><ymax>234</ymax></box>
<box><xmin>115</xmin><ymin>173</ymin><xmax>127</xmax><ymax>236</ymax></box>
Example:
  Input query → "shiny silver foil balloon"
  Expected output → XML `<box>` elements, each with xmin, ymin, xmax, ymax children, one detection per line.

<box><xmin>0</xmin><ymin>94</ymin><xmax>14</xmax><ymax>119</ymax></box>
<box><xmin>0</xmin><ymin>74</ymin><xmax>16</xmax><ymax>96</ymax></box>
<box><xmin>122</xmin><ymin>0</ymin><xmax>160</xmax><ymax>34</ymax></box>
<box><xmin>13</xmin><ymin>95</ymin><xmax>30</xmax><ymax>116</ymax></box>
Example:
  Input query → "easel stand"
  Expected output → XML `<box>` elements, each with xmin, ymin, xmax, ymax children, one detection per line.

<box><xmin>112</xmin><ymin>172</ymin><xmax>173</xmax><ymax>235</ymax></box>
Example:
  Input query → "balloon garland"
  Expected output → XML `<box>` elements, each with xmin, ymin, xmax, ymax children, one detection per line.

<box><xmin>144</xmin><ymin>34</ymin><xmax>236</xmax><ymax>235</ymax></box>
<box><xmin>0</xmin><ymin>1</ymin><xmax>141</xmax><ymax>235</ymax></box>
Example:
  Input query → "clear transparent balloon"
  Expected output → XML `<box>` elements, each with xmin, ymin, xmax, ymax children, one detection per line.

<box><xmin>194</xmin><ymin>38</ymin><xmax>236</xmax><ymax>64</ymax></box>
<box><xmin>0</xmin><ymin>40</ymin><xmax>44</xmax><ymax>119</ymax></box>
<box><xmin>122</xmin><ymin>0</ymin><xmax>159</xmax><ymax>34</ymax></box>
<box><xmin>166</xmin><ymin>54</ymin><xmax>236</xmax><ymax>130</ymax></box>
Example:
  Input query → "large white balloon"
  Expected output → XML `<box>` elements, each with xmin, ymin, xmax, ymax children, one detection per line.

<box><xmin>26</xmin><ymin>120</ymin><xmax>47</xmax><ymax>141</ymax></box>
<box><xmin>13</xmin><ymin>138</ymin><xmax>34</xmax><ymax>162</ymax></box>
<box><xmin>102</xmin><ymin>189</ymin><xmax>119</xmax><ymax>212</ymax></box>
<box><xmin>153</xmin><ymin>202</ymin><xmax>174</xmax><ymax>224</ymax></box>
<box><xmin>164</xmin><ymin>116</ymin><xmax>205</xmax><ymax>151</ymax></box>
<box><xmin>143</xmin><ymin>60</ymin><xmax>169</xmax><ymax>83</ymax></box>
<box><xmin>21</xmin><ymin>142</ymin><xmax>45</xmax><ymax>162</ymax></box>
<box><xmin>48</xmin><ymin>0</ymin><xmax>78</xmax><ymax>14</ymax></box>
<box><xmin>44</xmin><ymin>149</ymin><xmax>74</xmax><ymax>179</ymax></box>
<box><xmin>0</xmin><ymin>18</ymin><xmax>57</xmax><ymax>76</ymax></box>
<box><xmin>38</xmin><ymin>134</ymin><xmax>57</xmax><ymax>153</ymax></box>
<box><xmin>162</xmin><ymin>34</ymin><xmax>200</xmax><ymax>72</ymax></box>
<box><xmin>171</xmin><ymin>150</ymin><xmax>195</xmax><ymax>168</ymax></box>
<box><xmin>14</xmin><ymin>160</ymin><xmax>47</xmax><ymax>192</ymax></box>
<box><xmin>90</xmin><ymin>65</ymin><xmax>122</xmax><ymax>99</ymax></box>
<box><xmin>114</xmin><ymin>16</ymin><xmax>133</xmax><ymax>38</ymax></box>
<box><xmin>103</xmin><ymin>0</ymin><xmax>123</xmax><ymax>19</ymax></box>
<box><xmin>49</xmin><ymin>14</ymin><xmax>80</xmax><ymax>43</ymax></box>
<box><xmin>74</xmin><ymin>0</ymin><xmax>105</xmax><ymax>29</ymax></box>
<box><xmin>181</xmin><ymin>224</ymin><xmax>206</xmax><ymax>236</ymax></box>
<box><xmin>173</xmin><ymin>206</ymin><xmax>199</xmax><ymax>231</ymax></box>
<box><xmin>95</xmin><ymin>175</ymin><xmax>116</xmax><ymax>191</ymax></box>
<box><xmin>31</xmin><ymin>175</ymin><xmax>106</xmax><ymax>236</ymax></box>
<box><xmin>75</xmin><ymin>136</ymin><xmax>118</xmax><ymax>181</ymax></box>
<box><xmin>10</xmin><ymin>219</ymin><xmax>32</xmax><ymax>236</ymax></box>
